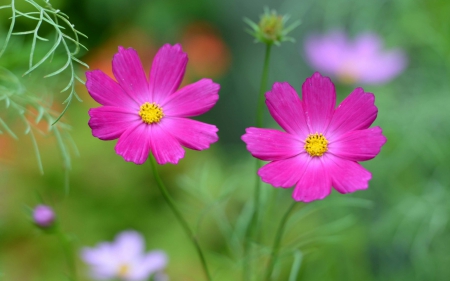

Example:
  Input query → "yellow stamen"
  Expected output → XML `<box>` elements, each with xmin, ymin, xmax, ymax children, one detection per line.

<box><xmin>304</xmin><ymin>133</ymin><xmax>328</xmax><ymax>157</ymax></box>
<box><xmin>117</xmin><ymin>264</ymin><xmax>129</xmax><ymax>278</ymax></box>
<box><xmin>138</xmin><ymin>102</ymin><xmax>164</xmax><ymax>124</ymax></box>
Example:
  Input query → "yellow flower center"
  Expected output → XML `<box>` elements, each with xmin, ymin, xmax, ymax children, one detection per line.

<box><xmin>138</xmin><ymin>102</ymin><xmax>164</xmax><ymax>124</ymax></box>
<box><xmin>304</xmin><ymin>133</ymin><xmax>328</xmax><ymax>157</ymax></box>
<box><xmin>117</xmin><ymin>264</ymin><xmax>129</xmax><ymax>278</ymax></box>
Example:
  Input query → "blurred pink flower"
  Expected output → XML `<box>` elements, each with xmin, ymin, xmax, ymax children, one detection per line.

<box><xmin>86</xmin><ymin>44</ymin><xmax>219</xmax><ymax>165</ymax></box>
<box><xmin>33</xmin><ymin>204</ymin><xmax>55</xmax><ymax>228</ymax></box>
<box><xmin>81</xmin><ymin>230</ymin><xmax>168</xmax><ymax>281</ymax></box>
<box><xmin>242</xmin><ymin>72</ymin><xmax>387</xmax><ymax>202</ymax></box>
<box><xmin>304</xmin><ymin>31</ymin><xmax>407</xmax><ymax>85</ymax></box>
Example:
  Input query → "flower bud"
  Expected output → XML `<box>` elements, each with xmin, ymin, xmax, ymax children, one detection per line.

<box><xmin>33</xmin><ymin>205</ymin><xmax>55</xmax><ymax>228</ymax></box>
<box><xmin>244</xmin><ymin>8</ymin><xmax>300</xmax><ymax>46</ymax></box>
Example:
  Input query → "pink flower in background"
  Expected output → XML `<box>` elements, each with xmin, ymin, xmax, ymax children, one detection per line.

<box><xmin>304</xmin><ymin>31</ymin><xmax>407</xmax><ymax>85</ymax></box>
<box><xmin>87</xmin><ymin>44</ymin><xmax>219</xmax><ymax>165</ymax></box>
<box><xmin>81</xmin><ymin>231</ymin><xmax>168</xmax><ymax>281</ymax></box>
<box><xmin>242</xmin><ymin>72</ymin><xmax>386</xmax><ymax>202</ymax></box>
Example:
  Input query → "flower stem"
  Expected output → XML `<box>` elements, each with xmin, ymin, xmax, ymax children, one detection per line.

<box><xmin>243</xmin><ymin>43</ymin><xmax>273</xmax><ymax>281</ymax></box>
<box><xmin>55</xmin><ymin>227</ymin><xmax>77</xmax><ymax>281</ymax></box>
<box><xmin>254</xmin><ymin>43</ymin><xmax>273</xmax><ymax>226</ymax></box>
<box><xmin>256</xmin><ymin>43</ymin><xmax>273</xmax><ymax>128</ymax></box>
<box><xmin>263</xmin><ymin>201</ymin><xmax>297</xmax><ymax>281</ymax></box>
<box><xmin>149</xmin><ymin>156</ymin><xmax>212</xmax><ymax>281</ymax></box>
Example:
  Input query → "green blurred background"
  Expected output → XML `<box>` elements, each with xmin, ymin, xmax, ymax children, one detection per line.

<box><xmin>1</xmin><ymin>0</ymin><xmax>450</xmax><ymax>280</ymax></box>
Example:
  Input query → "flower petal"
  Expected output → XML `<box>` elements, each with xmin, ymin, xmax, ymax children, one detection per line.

<box><xmin>88</xmin><ymin>106</ymin><xmax>139</xmax><ymax>140</ymax></box>
<box><xmin>292</xmin><ymin>157</ymin><xmax>332</xmax><ymax>202</ymax></box>
<box><xmin>326</xmin><ymin>87</ymin><xmax>377</xmax><ymax>138</ymax></box>
<box><xmin>265</xmin><ymin>82</ymin><xmax>310</xmax><ymax>138</ymax></box>
<box><xmin>149</xmin><ymin>124</ymin><xmax>185</xmax><ymax>165</ymax></box>
<box><xmin>128</xmin><ymin>251</ymin><xmax>168</xmax><ymax>280</ymax></box>
<box><xmin>114</xmin><ymin>231</ymin><xmax>145</xmax><ymax>261</ymax></box>
<box><xmin>149</xmin><ymin>44</ymin><xmax>188</xmax><ymax>103</ymax></box>
<box><xmin>160</xmin><ymin>117</ymin><xmax>218</xmax><ymax>150</ymax></box>
<box><xmin>328</xmin><ymin>127</ymin><xmax>386</xmax><ymax>161</ymax></box>
<box><xmin>301</xmin><ymin>72</ymin><xmax>336</xmax><ymax>133</ymax></box>
<box><xmin>304</xmin><ymin>31</ymin><xmax>348</xmax><ymax>75</ymax></box>
<box><xmin>115</xmin><ymin>123</ymin><xmax>151</xmax><ymax>165</ymax></box>
<box><xmin>112</xmin><ymin>47</ymin><xmax>150</xmax><ymax>104</ymax></box>
<box><xmin>360</xmin><ymin>50</ymin><xmax>407</xmax><ymax>84</ymax></box>
<box><xmin>81</xmin><ymin>243</ymin><xmax>117</xmax><ymax>266</ymax></box>
<box><xmin>258</xmin><ymin>153</ymin><xmax>310</xmax><ymax>188</ymax></box>
<box><xmin>162</xmin><ymin>78</ymin><xmax>219</xmax><ymax>117</ymax></box>
<box><xmin>242</xmin><ymin>127</ymin><xmax>303</xmax><ymax>161</ymax></box>
<box><xmin>81</xmin><ymin>244</ymin><xmax>119</xmax><ymax>279</ymax></box>
<box><xmin>86</xmin><ymin>70</ymin><xmax>138</xmax><ymax>107</ymax></box>
<box><xmin>324</xmin><ymin>155</ymin><xmax>372</xmax><ymax>194</ymax></box>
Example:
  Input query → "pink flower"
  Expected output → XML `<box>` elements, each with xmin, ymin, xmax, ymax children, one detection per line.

<box><xmin>81</xmin><ymin>230</ymin><xmax>168</xmax><ymax>281</ymax></box>
<box><xmin>242</xmin><ymin>72</ymin><xmax>387</xmax><ymax>202</ymax></box>
<box><xmin>87</xmin><ymin>44</ymin><xmax>219</xmax><ymax>165</ymax></box>
<box><xmin>304</xmin><ymin>30</ymin><xmax>407</xmax><ymax>85</ymax></box>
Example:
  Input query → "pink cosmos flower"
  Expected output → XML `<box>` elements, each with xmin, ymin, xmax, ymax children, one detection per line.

<box><xmin>87</xmin><ymin>44</ymin><xmax>219</xmax><ymax>165</ymax></box>
<box><xmin>304</xmin><ymin>30</ymin><xmax>407</xmax><ymax>85</ymax></box>
<box><xmin>81</xmin><ymin>230</ymin><xmax>168</xmax><ymax>281</ymax></box>
<box><xmin>242</xmin><ymin>72</ymin><xmax>387</xmax><ymax>202</ymax></box>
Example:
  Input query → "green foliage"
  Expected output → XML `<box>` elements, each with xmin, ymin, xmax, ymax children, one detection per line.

<box><xmin>1</xmin><ymin>0</ymin><xmax>88</xmax><ymax>123</ymax></box>
<box><xmin>0</xmin><ymin>0</ymin><xmax>87</xmax><ymax>175</ymax></box>
<box><xmin>0</xmin><ymin>67</ymin><xmax>77</xmax><ymax>174</ymax></box>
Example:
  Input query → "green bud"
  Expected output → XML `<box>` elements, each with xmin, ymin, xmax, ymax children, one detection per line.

<box><xmin>244</xmin><ymin>8</ymin><xmax>301</xmax><ymax>46</ymax></box>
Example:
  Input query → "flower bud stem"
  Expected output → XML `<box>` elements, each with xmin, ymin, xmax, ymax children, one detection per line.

<box><xmin>243</xmin><ymin>42</ymin><xmax>273</xmax><ymax>281</ymax></box>
<box><xmin>149</xmin><ymin>155</ymin><xmax>212</xmax><ymax>281</ymax></box>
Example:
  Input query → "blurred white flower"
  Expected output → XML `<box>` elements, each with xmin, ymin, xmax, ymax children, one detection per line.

<box><xmin>81</xmin><ymin>230</ymin><xmax>168</xmax><ymax>281</ymax></box>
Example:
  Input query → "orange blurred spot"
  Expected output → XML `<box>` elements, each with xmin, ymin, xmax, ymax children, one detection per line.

<box><xmin>181</xmin><ymin>22</ymin><xmax>231</xmax><ymax>83</ymax></box>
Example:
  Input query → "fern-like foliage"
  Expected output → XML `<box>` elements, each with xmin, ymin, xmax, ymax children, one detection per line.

<box><xmin>0</xmin><ymin>66</ymin><xmax>78</xmax><ymax>175</ymax></box>
<box><xmin>0</xmin><ymin>0</ymin><xmax>88</xmax><ymax>182</ymax></box>
<box><xmin>0</xmin><ymin>0</ymin><xmax>88</xmax><ymax>123</ymax></box>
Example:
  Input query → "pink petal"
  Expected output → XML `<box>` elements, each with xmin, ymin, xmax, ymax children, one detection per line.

<box><xmin>115</xmin><ymin>123</ymin><xmax>151</xmax><ymax>165</ymax></box>
<box><xmin>88</xmin><ymin>106</ymin><xmax>140</xmax><ymax>140</ymax></box>
<box><xmin>112</xmin><ymin>47</ymin><xmax>150</xmax><ymax>105</ymax></box>
<box><xmin>160</xmin><ymin>117</ymin><xmax>218</xmax><ymax>150</ymax></box>
<box><xmin>149</xmin><ymin>124</ymin><xmax>185</xmax><ymax>165</ymax></box>
<box><xmin>328</xmin><ymin>127</ymin><xmax>387</xmax><ymax>161</ymax></box>
<box><xmin>304</xmin><ymin>31</ymin><xmax>348</xmax><ymax>74</ymax></box>
<box><xmin>326</xmin><ymin>87</ymin><xmax>377</xmax><ymax>138</ymax></box>
<box><xmin>358</xmin><ymin>49</ymin><xmax>407</xmax><ymax>85</ymax></box>
<box><xmin>149</xmin><ymin>44</ymin><xmax>188</xmax><ymax>103</ymax></box>
<box><xmin>242</xmin><ymin>127</ymin><xmax>303</xmax><ymax>161</ymax></box>
<box><xmin>301</xmin><ymin>72</ymin><xmax>336</xmax><ymax>133</ymax></box>
<box><xmin>162</xmin><ymin>78</ymin><xmax>219</xmax><ymax>117</ymax></box>
<box><xmin>114</xmin><ymin>231</ymin><xmax>145</xmax><ymax>261</ymax></box>
<box><xmin>292</xmin><ymin>157</ymin><xmax>332</xmax><ymax>202</ymax></box>
<box><xmin>258</xmin><ymin>153</ymin><xmax>310</xmax><ymax>188</ymax></box>
<box><xmin>265</xmin><ymin>82</ymin><xmax>310</xmax><ymax>138</ymax></box>
<box><xmin>324</xmin><ymin>154</ymin><xmax>372</xmax><ymax>194</ymax></box>
<box><xmin>86</xmin><ymin>70</ymin><xmax>139</xmax><ymax>107</ymax></box>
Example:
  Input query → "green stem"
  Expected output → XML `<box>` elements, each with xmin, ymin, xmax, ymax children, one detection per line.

<box><xmin>256</xmin><ymin>43</ymin><xmax>273</xmax><ymax>128</ymax></box>
<box><xmin>55</xmin><ymin>227</ymin><xmax>77</xmax><ymax>281</ymax></box>
<box><xmin>263</xmin><ymin>201</ymin><xmax>297</xmax><ymax>281</ymax></box>
<box><xmin>254</xmin><ymin>42</ymin><xmax>273</xmax><ymax>227</ymax></box>
<box><xmin>243</xmin><ymin>43</ymin><xmax>273</xmax><ymax>281</ymax></box>
<box><xmin>149</xmin><ymin>156</ymin><xmax>212</xmax><ymax>281</ymax></box>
